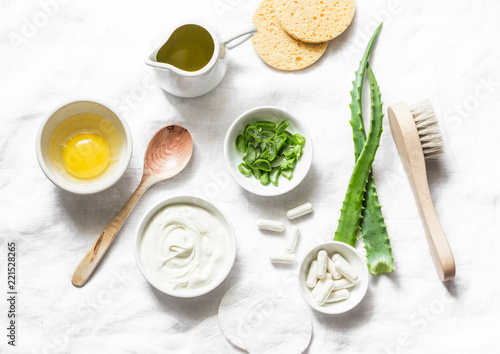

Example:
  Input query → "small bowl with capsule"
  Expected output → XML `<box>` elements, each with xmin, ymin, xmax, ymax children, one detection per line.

<box><xmin>298</xmin><ymin>241</ymin><xmax>369</xmax><ymax>314</ymax></box>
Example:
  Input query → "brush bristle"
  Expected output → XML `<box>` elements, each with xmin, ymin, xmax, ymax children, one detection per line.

<box><xmin>409</xmin><ymin>100</ymin><xmax>444</xmax><ymax>159</ymax></box>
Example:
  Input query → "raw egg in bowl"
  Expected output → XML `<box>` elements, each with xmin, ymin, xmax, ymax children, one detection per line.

<box><xmin>36</xmin><ymin>100</ymin><xmax>133</xmax><ymax>194</ymax></box>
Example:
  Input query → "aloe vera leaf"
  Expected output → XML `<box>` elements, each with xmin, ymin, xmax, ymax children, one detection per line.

<box><xmin>360</xmin><ymin>65</ymin><xmax>394</xmax><ymax>274</ymax></box>
<box><xmin>334</xmin><ymin>64</ymin><xmax>384</xmax><ymax>247</ymax></box>
<box><xmin>349</xmin><ymin>22</ymin><xmax>382</xmax><ymax>153</ymax></box>
<box><xmin>347</xmin><ymin>23</ymin><xmax>394</xmax><ymax>274</ymax></box>
<box><xmin>362</xmin><ymin>170</ymin><xmax>395</xmax><ymax>274</ymax></box>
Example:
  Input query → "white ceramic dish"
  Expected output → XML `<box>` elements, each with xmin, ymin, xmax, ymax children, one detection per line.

<box><xmin>35</xmin><ymin>100</ymin><xmax>133</xmax><ymax>195</ymax></box>
<box><xmin>298</xmin><ymin>241</ymin><xmax>369</xmax><ymax>314</ymax></box>
<box><xmin>134</xmin><ymin>196</ymin><xmax>237</xmax><ymax>298</ymax></box>
<box><xmin>223</xmin><ymin>106</ymin><xmax>313</xmax><ymax>197</ymax></box>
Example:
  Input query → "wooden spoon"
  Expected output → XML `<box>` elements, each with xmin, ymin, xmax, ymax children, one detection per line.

<box><xmin>71</xmin><ymin>124</ymin><xmax>193</xmax><ymax>287</ymax></box>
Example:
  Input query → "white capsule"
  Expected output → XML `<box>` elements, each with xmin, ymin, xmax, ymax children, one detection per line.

<box><xmin>306</xmin><ymin>260</ymin><xmax>318</xmax><ymax>288</ymax></box>
<box><xmin>327</xmin><ymin>257</ymin><xmax>342</xmax><ymax>279</ymax></box>
<box><xmin>332</xmin><ymin>253</ymin><xmax>350</xmax><ymax>265</ymax></box>
<box><xmin>311</xmin><ymin>273</ymin><xmax>332</xmax><ymax>298</ymax></box>
<box><xmin>316</xmin><ymin>250</ymin><xmax>328</xmax><ymax>279</ymax></box>
<box><xmin>315</xmin><ymin>278</ymin><xmax>335</xmax><ymax>305</ymax></box>
<box><xmin>285</xmin><ymin>225</ymin><xmax>300</xmax><ymax>253</ymax></box>
<box><xmin>333</xmin><ymin>255</ymin><xmax>358</xmax><ymax>282</ymax></box>
<box><xmin>257</xmin><ymin>219</ymin><xmax>285</xmax><ymax>232</ymax></box>
<box><xmin>269</xmin><ymin>253</ymin><xmax>296</xmax><ymax>263</ymax></box>
<box><xmin>331</xmin><ymin>253</ymin><xmax>343</xmax><ymax>263</ymax></box>
<box><xmin>332</xmin><ymin>278</ymin><xmax>356</xmax><ymax>290</ymax></box>
<box><xmin>326</xmin><ymin>289</ymin><xmax>350</xmax><ymax>303</ymax></box>
<box><xmin>286</xmin><ymin>203</ymin><xmax>313</xmax><ymax>220</ymax></box>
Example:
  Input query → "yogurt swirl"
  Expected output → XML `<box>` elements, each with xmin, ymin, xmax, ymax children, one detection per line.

<box><xmin>140</xmin><ymin>204</ymin><xmax>227</xmax><ymax>291</ymax></box>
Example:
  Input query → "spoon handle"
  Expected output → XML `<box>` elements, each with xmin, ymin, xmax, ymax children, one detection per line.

<box><xmin>71</xmin><ymin>179</ymin><xmax>151</xmax><ymax>287</ymax></box>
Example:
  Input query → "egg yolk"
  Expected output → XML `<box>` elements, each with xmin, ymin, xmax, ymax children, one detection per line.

<box><xmin>62</xmin><ymin>133</ymin><xmax>110</xmax><ymax>179</ymax></box>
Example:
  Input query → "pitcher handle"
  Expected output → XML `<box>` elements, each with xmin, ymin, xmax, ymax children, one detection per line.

<box><xmin>222</xmin><ymin>24</ymin><xmax>257</xmax><ymax>50</ymax></box>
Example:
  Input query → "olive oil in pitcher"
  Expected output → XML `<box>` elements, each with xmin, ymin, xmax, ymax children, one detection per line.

<box><xmin>156</xmin><ymin>24</ymin><xmax>215</xmax><ymax>72</ymax></box>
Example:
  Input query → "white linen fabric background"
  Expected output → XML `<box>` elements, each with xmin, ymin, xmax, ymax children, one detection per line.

<box><xmin>1</xmin><ymin>0</ymin><xmax>499</xmax><ymax>353</ymax></box>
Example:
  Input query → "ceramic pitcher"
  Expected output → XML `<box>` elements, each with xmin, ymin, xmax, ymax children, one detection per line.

<box><xmin>145</xmin><ymin>22</ymin><xmax>257</xmax><ymax>98</ymax></box>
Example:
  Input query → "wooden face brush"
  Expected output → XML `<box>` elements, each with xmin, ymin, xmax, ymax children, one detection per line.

<box><xmin>388</xmin><ymin>100</ymin><xmax>455</xmax><ymax>281</ymax></box>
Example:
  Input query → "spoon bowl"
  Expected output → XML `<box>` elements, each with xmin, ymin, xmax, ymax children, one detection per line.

<box><xmin>143</xmin><ymin>125</ymin><xmax>193</xmax><ymax>179</ymax></box>
<box><xmin>71</xmin><ymin>124</ymin><xmax>193</xmax><ymax>287</ymax></box>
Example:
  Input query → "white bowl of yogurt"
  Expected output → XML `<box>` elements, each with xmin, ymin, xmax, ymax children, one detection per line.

<box><xmin>134</xmin><ymin>196</ymin><xmax>237</xmax><ymax>298</ymax></box>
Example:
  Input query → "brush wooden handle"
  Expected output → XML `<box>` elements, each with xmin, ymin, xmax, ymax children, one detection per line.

<box><xmin>388</xmin><ymin>103</ymin><xmax>455</xmax><ymax>281</ymax></box>
<box><xmin>71</xmin><ymin>178</ymin><xmax>152</xmax><ymax>287</ymax></box>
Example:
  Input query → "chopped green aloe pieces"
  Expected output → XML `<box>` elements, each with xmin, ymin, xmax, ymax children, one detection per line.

<box><xmin>265</xmin><ymin>140</ymin><xmax>277</xmax><ymax>161</ymax></box>
<box><xmin>243</xmin><ymin>124</ymin><xmax>252</xmax><ymax>141</ymax></box>
<box><xmin>261</xmin><ymin>130</ymin><xmax>275</xmax><ymax>142</ymax></box>
<box><xmin>235</xmin><ymin>118</ymin><xmax>306</xmax><ymax>185</ymax></box>
<box><xmin>281</xmin><ymin>169</ymin><xmax>293</xmax><ymax>180</ymax></box>
<box><xmin>281</xmin><ymin>157</ymin><xmax>296</xmax><ymax>169</ymax></box>
<box><xmin>278</xmin><ymin>142</ymin><xmax>288</xmax><ymax>154</ymax></box>
<box><xmin>270</xmin><ymin>168</ymin><xmax>280</xmax><ymax>186</ymax></box>
<box><xmin>274</xmin><ymin>134</ymin><xmax>287</xmax><ymax>152</ymax></box>
<box><xmin>256</xmin><ymin>121</ymin><xmax>276</xmax><ymax>130</ymax></box>
<box><xmin>283</xmin><ymin>146</ymin><xmax>295</xmax><ymax>159</ymax></box>
<box><xmin>251</xmin><ymin>168</ymin><xmax>262</xmax><ymax>179</ymax></box>
<box><xmin>252</xmin><ymin>159</ymin><xmax>272</xmax><ymax>171</ymax></box>
<box><xmin>294</xmin><ymin>133</ymin><xmax>306</xmax><ymax>147</ymax></box>
<box><xmin>244</xmin><ymin>143</ymin><xmax>258</xmax><ymax>165</ymax></box>
<box><xmin>283</xmin><ymin>131</ymin><xmax>297</xmax><ymax>145</ymax></box>
<box><xmin>246</xmin><ymin>126</ymin><xmax>261</xmax><ymax>143</ymax></box>
<box><xmin>271</xmin><ymin>156</ymin><xmax>285</xmax><ymax>168</ymax></box>
<box><xmin>260</xmin><ymin>171</ymin><xmax>271</xmax><ymax>185</ymax></box>
<box><xmin>293</xmin><ymin>145</ymin><xmax>302</xmax><ymax>158</ymax></box>
<box><xmin>276</xmin><ymin>120</ymin><xmax>290</xmax><ymax>135</ymax></box>
<box><xmin>238</xmin><ymin>163</ymin><xmax>251</xmax><ymax>176</ymax></box>
<box><xmin>236</xmin><ymin>134</ymin><xmax>246</xmax><ymax>153</ymax></box>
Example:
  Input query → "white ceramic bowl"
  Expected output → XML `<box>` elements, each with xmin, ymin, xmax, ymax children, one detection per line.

<box><xmin>223</xmin><ymin>106</ymin><xmax>313</xmax><ymax>197</ymax></box>
<box><xmin>134</xmin><ymin>196</ymin><xmax>237</xmax><ymax>298</ymax></box>
<box><xmin>35</xmin><ymin>100</ymin><xmax>133</xmax><ymax>194</ymax></box>
<box><xmin>298</xmin><ymin>241</ymin><xmax>369</xmax><ymax>314</ymax></box>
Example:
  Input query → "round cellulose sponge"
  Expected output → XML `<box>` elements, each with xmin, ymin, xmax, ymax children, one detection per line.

<box><xmin>252</xmin><ymin>0</ymin><xmax>328</xmax><ymax>71</ymax></box>
<box><xmin>274</xmin><ymin>0</ymin><xmax>356</xmax><ymax>43</ymax></box>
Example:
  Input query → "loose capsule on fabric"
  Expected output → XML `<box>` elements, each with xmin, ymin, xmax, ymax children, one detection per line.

<box><xmin>257</xmin><ymin>219</ymin><xmax>285</xmax><ymax>232</ymax></box>
<box><xmin>286</xmin><ymin>203</ymin><xmax>313</xmax><ymax>220</ymax></box>
<box><xmin>285</xmin><ymin>225</ymin><xmax>300</xmax><ymax>253</ymax></box>
<box><xmin>269</xmin><ymin>253</ymin><xmax>296</xmax><ymax>263</ymax></box>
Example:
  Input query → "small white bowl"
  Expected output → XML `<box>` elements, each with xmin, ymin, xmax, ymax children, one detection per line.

<box><xmin>299</xmin><ymin>241</ymin><xmax>369</xmax><ymax>314</ymax></box>
<box><xmin>134</xmin><ymin>196</ymin><xmax>237</xmax><ymax>298</ymax></box>
<box><xmin>223</xmin><ymin>106</ymin><xmax>313</xmax><ymax>197</ymax></box>
<box><xmin>35</xmin><ymin>100</ymin><xmax>133</xmax><ymax>194</ymax></box>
